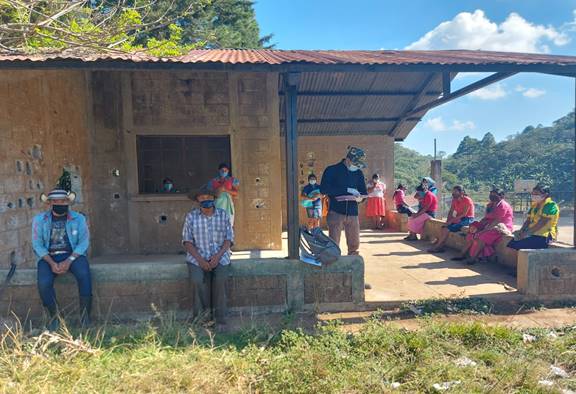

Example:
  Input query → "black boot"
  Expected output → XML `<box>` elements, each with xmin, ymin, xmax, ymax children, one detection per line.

<box><xmin>79</xmin><ymin>296</ymin><xmax>93</xmax><ymax>327</ymax></box>
<box><xmin>45</xmin><ymin>304</ymin><xmax>60</xmax><ymax>332</ymax></box>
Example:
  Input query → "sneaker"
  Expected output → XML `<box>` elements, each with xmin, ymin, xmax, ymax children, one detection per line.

<box><xmin>364</xmin><ymin>283</ymin><xmax>372</xmax><ymax>290</ymax></box>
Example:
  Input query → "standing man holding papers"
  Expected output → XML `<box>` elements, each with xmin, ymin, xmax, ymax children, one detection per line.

<box><xmin>320</xmin><ymin>146</ymin><xmax>368</xmax><ymax>256</ymax></box>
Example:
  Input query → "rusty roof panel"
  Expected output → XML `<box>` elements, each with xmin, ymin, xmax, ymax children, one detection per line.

<box><xmin>2</xmin><ymin>49</ymin><xmax>576</xmax><ymax>67</ymax></box>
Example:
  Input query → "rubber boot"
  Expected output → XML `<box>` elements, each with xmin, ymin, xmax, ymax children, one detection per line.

<box><xmin>79</xmin><ymin>296</ymin><xmax>93</xmax><ymax>328</ymax></box>
<box><xmin>45</xmin><ymin>304</ymin><xmax>60</xmax><ymax>332</ymax></box>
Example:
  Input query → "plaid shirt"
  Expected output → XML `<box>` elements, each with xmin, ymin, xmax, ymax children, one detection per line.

<box><xmin>182</xmin><ymin>208</ymin><xmax>234</xmax><ymax>266</ymax></box>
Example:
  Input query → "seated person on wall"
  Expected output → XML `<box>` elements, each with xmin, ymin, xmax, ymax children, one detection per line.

<box><xmin>301</xmin><ymin>173</ymin><xmax>322</xmax><ymax>230</ymax></box>
<box><xmin>320</xmin><ymin>146</ymin><xmax>368</xmax><ymax>256</ymax></box>
<box><xmin>32</xmin><ymin>189</ymin><xmax>92</xmax><ymax>331</ymax></box>
<box><xmin>429</xmin><ymin>185</ymin><xmax>475</xmax><ymax>253</ymax></box>
<box><xmin>393</xmin><ymin>183</ymin><xmax>413</xmax><ymax>217</ymax></box>
<box><xmin>208</xmin><ymin>163</ymin><xmax>240</xmax><ymax>227</ymax></box>
<box><xmin>182</xmin><ymin>186</ymin><xmax>234</xmax><ymax>327</ymax></box>
<box><xmin>405</xmin><ymin>184</ymin><xmax>438</xmax><ymax>241</ymax></box>
<box><xmin>421</xmin><ymin>177</ymin><xmax>438</xmax><ymax>195</ymax></box>
<box><xmin>508</xmin><ymin>184</ymin><xmax>559</xmax><ymax>250</ymax></box>
<box><xmin>452</xmin><ymin>188</ymin><xmax>514</xmax><ymax>265</ymax></box>
<box><xmin>366</xmin><ymin>173</ymin><xmax>387</xmax><ymax>230</ymax></box>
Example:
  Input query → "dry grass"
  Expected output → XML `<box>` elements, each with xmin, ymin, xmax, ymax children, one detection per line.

<box><xmin>0</xmin><ymin>315</ymin><xmax>575</xmax><ymax>393</ymax></box>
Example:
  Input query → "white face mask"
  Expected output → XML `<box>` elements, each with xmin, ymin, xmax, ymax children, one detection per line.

<box><xmin>309</xmin><ymin>180</ymin><xmax>317</xmax><ymax>185</ymax></box>
<box><xmin>348</xmin><ymin>164</ymin><xmax>359</xmax><ymax>172</ymax></box>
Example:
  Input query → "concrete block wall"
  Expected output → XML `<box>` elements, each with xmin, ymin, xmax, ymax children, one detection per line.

<box><xmin>517</xmin><ymin>249</ymin><xmax>576</xmax><ymax>297</ymax></box>
<box><xmin>88</xmin><ymin>70</ymin><xmax>283</xmax><ymax>255</ymax></box>
<box><xmin>0</xmin><ymin>71</ymin><xmax>93</xmax><ymax>269</ymax></box>
<box><xmin>280</xmin><ymin>135</ymin><xmax>395</xmax><ymax>229</ymax></box>
<box><xmin>0</xmin><ymin>256</ymin><xmax>365</xmax><ymax>321</ymax></box>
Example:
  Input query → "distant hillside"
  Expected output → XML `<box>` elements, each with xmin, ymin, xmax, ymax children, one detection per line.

<box><xmin>395</xmin><ymin>111</ymin><xmax>575</xmax><ymax>197</ymax></box>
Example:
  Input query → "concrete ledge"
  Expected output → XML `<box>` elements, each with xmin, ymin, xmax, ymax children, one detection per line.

<box><xmin>518</xmin><ymin>249</ymin><xmax>576</xmax><ymax>297</ymax></box>
<box><xmin>0</xmin><ymin>256</ymin><xmax>365</xmax><ymax>321</ymax></box>
<box><xmin>422</xmin><ymin>219</ymin><xmax>518</xmax><ymax>269</ymax></box>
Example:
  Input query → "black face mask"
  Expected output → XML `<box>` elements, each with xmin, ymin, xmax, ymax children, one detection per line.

<box><xmin>52</xmin><ymin>205</ymin><xmax>69</xmax><ymax>215</ymax></box>
<box><xmin>489</xmin><ymin>195</ymin><xmax>499</xmax><ymax>203</ymax></box>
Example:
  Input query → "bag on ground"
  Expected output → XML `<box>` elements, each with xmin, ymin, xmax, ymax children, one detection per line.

<box><xmin>299</xmin><ymin>226</ymin><xmax>341</xmax><ymax>266</ymax></box>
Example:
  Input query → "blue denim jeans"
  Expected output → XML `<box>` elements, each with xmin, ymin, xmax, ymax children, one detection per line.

<box><xmin>37</xmin><ymin>253</ymin><xmax>93</xmax><ymax>308</ymax></box>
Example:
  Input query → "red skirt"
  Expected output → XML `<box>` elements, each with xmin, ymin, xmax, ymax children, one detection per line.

<box><xmin>366</xmin><ymin>197</ymin><xmax>386</xmax><ymax>217</ymax></box>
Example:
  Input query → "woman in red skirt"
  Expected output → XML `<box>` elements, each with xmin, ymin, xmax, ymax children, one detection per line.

<box><xmin>366</xmin><ymin>173</ymin><xmax>386</xmax><ymax>229</ymax></box>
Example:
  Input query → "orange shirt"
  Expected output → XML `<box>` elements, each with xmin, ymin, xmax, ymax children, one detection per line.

<box><xmin>451</xmin><ymin>195</ymin><xmax>475</xmax><ymax>218</ymax></box>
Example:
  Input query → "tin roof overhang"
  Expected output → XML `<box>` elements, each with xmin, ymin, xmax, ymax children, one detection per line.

<box><xmin>1</xmin><ymin>49</ymin><xmax>575</xmax><ymax>139</ymax></box>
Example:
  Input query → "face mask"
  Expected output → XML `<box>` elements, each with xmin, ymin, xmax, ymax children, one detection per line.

<box><xmin>489</xmin><ymin>194</ymin><xmax>499</xmax><ymax>203</ymax></box>
<box><xmin>219</xmin><ymin>170</ymin><xmax>229</xmax><ymax>178</ymax></box>
<box><xmin>52</xmin><ymin>205</ymin><xmax>68</xmax><ymax>215</ymax></box>
<box><xmin>373</xmin><ymin>179</ymin><xmax>379</xmax><ymax>183</ymax></box>
<box><xmin>309</xmin><ymin>180</ymin><xmax>317</xmax><ymax>185</ymax></box>
<box><xmin>531</xmin><ymin>195</ymin><xmax>544</xmax><ymax>203</ymax></box>
<box><xmin>200</xmin><ymin>200</ymin><xmax>215</xmax><ymax>209</ymax></box>
<box><xmin>164</xmin><ymin>183</ymin><xmax>173</xmax><ymax>191</ymax></box>
<box><xmin>418</xmin><ymin>191</ymin><xmax>426</xmax><ymax>198</ymax></box>
<box><xmin>348</xmin><ymin>164</ymin><xmax>359</xmax><ymax>172</ymax></box>
<box><xmin>452</xmin><ymin>193</ymin><xmax>460</xmax><ymax>199</ymax></box>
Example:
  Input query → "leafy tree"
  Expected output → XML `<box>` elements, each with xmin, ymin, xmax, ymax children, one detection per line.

<box><xmin>0</xmin><ymin>0</ymin><xmax>272</xmax><ymax>55</ymax></box>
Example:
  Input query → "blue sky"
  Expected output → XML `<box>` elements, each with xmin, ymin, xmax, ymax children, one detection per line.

<box><xmin>254</xmin><ymin>0</ymin><xmax>576</xmax><ymax>155</ymax></box>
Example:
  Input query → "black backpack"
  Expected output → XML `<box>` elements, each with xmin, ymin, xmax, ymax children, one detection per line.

<box><xmin>299</xmin><ymin>226</ymin><xmax>341</xmax><ymax>266</ymax></box>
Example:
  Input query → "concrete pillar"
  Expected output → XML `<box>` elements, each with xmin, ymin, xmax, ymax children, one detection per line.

<box><xmin>431</xmin><ymin>159</ymin><xmax>443</xmax><ymax>219</ymax></box>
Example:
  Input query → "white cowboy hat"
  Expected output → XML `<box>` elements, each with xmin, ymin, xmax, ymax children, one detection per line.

<box><xmin>40</xmin><ymin>189</ymin><xmax>76</xmax><ymax>203</ymax></box>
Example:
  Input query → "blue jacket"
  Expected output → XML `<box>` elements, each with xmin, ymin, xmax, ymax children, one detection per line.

<box><xmin>32</xmin><ymin>210</ymin><xmax>90</xmax><ymax>259</ymax></box>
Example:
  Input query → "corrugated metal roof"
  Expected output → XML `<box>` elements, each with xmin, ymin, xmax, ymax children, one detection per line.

<box><xmin>1</xmin><ymin>49</ymin><xmax>576</xmax><ymax>66</ymax></box>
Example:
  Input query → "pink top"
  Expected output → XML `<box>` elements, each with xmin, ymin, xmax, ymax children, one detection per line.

<box><xmin>394</xmin><ymin>189</ymin><xmax>406</xmax><ymax>207</ymax></box>
<box><xmin>422</xmin><ymin>191</ymin><xmax>438</xmax><ymax>213</ymax></box>
<box><xmin>485</xmin><ymin>199</ymin><xmax>514</xmax><ymax>231</ymax></box>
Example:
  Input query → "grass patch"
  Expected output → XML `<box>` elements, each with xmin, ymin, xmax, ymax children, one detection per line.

<box><xmin>0</xmin><ymin>317</ymin><xmax>575</xmax><ymax>393</ymax></box>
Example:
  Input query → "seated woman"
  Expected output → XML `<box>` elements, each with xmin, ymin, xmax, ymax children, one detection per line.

<box><xmin>452</xmin><ymin>188</ymin><xmax>513</xmax><ymax>264</ymax></box>
<box><xmin>429</xmin><ymin>185</ymin><xmax>475</xmax><ymax>253</ymax></box>
<box><xmin>508</xmin><ymin>184</ymin><xmax>559</xmax><ymax>250</ymax></box>
<box><xmin>405</xmin><ymin>184</ymin><xmax>438</xmax><ymax>241</ymax></box>
<box><xmin>421</xmin><ymin>177</ymin><xmax>438</xmax><ymax>195</ymax></box>
<box><xmin>393</xmin><ymin>184</ymin><xmax>414</xmax><ymax>217</ymax></box>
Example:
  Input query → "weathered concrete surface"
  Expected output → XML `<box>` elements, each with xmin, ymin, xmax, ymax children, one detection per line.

<box><xmin>518</xmin><ymin>249</ymin><xmax>576</xmax><ymax>297</ymax></box>
<box><xmin>0</xmin><ymin>255</ymin><xmax>364</xmax><ymax>321</ymax></box>
<box><xmin>0</xmin><ymin>70</ymin><xmax>93</xmax><ymax>269</ymax></box>
<box><xmin>359</xmin><ymin>231</ymin><xmax>519</xmax><ymax>304</ymax></box>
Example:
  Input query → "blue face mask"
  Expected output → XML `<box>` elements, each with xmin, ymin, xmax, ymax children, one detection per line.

<box><xmin>219</xmin><ymin>170</ymin><xmax>229</xmax><ymax>178</ymax></box>
<box><xmin>348</xmin><ymin>164</ymin><xmax>359</xmax><ymax>172</ymax></box>
<box><xmin>418</xmin><ymin>191</ymin><xmax>426</xmax><ymax>198</ymax></box>
<box><xmin>163</xmin><ymin>183</ymin><xmax>173</xmax><ymax>191</ymax></box>
<box><xmin>200</xmin><ymin>200</ymin><xmax>215</xmax><ymax>209</ymax></box>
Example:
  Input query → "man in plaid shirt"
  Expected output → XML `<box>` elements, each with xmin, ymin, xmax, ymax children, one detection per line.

<box><xmin>182</xmin><ymin>186</ymin><xmax>234</xmax><ymax>324</ymax></box>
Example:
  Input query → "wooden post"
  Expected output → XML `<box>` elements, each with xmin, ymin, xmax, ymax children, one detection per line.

<box><xmin>284</xmin><ymin>73</ymin><xmax>300</xmax><ymax>259</ymax></box>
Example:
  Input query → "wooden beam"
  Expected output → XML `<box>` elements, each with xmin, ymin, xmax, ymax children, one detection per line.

<box><xmin>278</xmin><ymin>90</ymin><xmax>442</xmax><ymax>97</ymax></box>
<box><xmin>403</xmin><ymin>72</ymin><xmax>516</xmax><ymax>117</ymax></box>
<box><xmin>280</xmin><ymin>117</ymin><xmax>422</xmax><ymax>123</ymax></box>
<box><xmin>389</xmin><ymin>73</ymin><xmax>439</xmax><ymax>137</ymax></box>
<box><xmin>284</xmin><ymin>72</ymin><xmax>300</xmax><ymax>260</ymax></box>
<box><xmin>442</xmin><ymin>71</ymin><xmax>451</xmax><ymax>97</ymax></box>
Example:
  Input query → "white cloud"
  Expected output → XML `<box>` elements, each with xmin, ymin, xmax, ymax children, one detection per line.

<box><xmin>515</xmin><ymin>85</ymin><xmax>546</xmax><ymax>98</ymax></box>
<box><xmin>469</xmin><ymin>83</ymin><xmax>507</xmax><ymax>100</ymax></box>
<box><xmin>523</xmin><ymin>88</ymin><xmax>546</xmax><ymax>98</ymax></box>
<box><xmin>406</xmin><ymin>9</ymin><xmax>569</xmax><ymax>53</ymax></box>
<box><xmin>426</xmin><ymin>116</ymin><xmax>475</xmax><ymax>132</ymax></box>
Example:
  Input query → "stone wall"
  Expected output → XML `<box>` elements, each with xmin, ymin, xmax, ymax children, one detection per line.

<box><xmin>0</xmin><ymin>256</ymin><xmax>365</xmax><ymax>321</ymax></box>
<box><xmin>0</xmin><ymin>71</ymin><xmax>92</xmax><ymax>268</ymax></box>
<box><xmin>280</xmin><ymin>135</ymin><xmax>395</xmax><ymax>229</ymax></box>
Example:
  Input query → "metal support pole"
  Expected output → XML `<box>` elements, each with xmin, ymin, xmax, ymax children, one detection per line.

<box><xmin>284</xmin><ymin>72</ymin><xmax>300</xmax><ymax>259</ymax></box>
<box><xmin>573</xmin><ymin>77</ymin><xmax>576</xmax><ymax>248</ymax></box>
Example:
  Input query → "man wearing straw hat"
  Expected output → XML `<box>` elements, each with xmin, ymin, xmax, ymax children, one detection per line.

<box><xmin>32</xmin><ymin>188</ymin><xmax>92</xmax><ymax>331</ymax></box>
